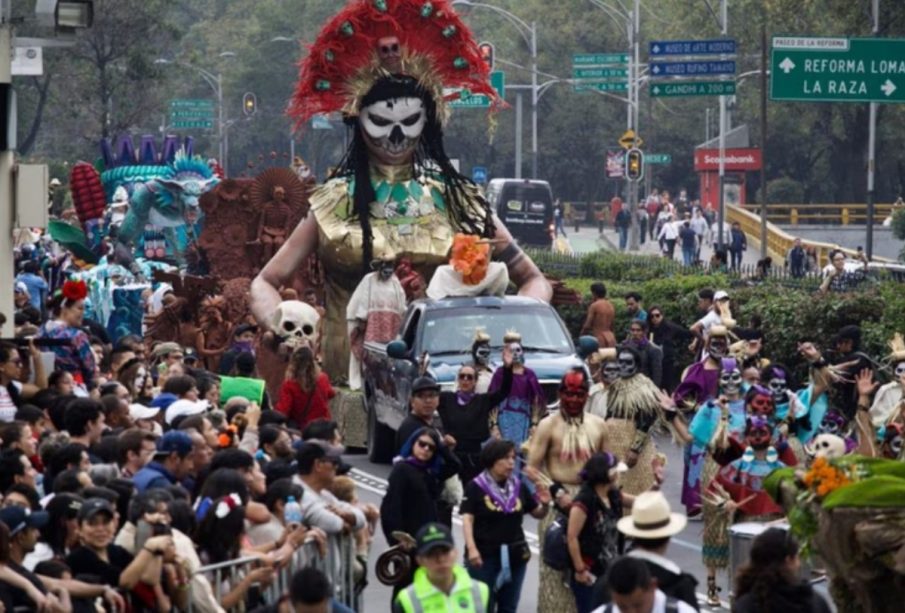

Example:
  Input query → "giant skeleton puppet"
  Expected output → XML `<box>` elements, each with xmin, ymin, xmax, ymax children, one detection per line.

<box><xmin>250</xmin><ymin>0</ymin><xmax>552</xmax><ymax>379</ymax></box>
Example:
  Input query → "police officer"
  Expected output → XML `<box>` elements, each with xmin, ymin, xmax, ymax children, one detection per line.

<box><xmin>394</xmin><ymin>522</ymin><xmax>490</xmax><ymax>613</ymax></box>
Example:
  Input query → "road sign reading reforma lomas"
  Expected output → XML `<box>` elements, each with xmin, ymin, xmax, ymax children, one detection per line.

<box><xmin>771</xmin><ymin>36</ymin><xmax>905</xmax><ymax>103</ymax></box>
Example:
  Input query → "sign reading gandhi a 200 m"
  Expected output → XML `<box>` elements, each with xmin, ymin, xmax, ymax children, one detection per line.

<box><xmin>771</xmin><ymin>36</ymin><xmax>905</xmax><ymax>103</ymax></box>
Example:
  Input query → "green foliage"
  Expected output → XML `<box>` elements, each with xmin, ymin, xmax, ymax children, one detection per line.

<box><xmin>892</xmin><ymin>208</ymin><xmax>905</xmax><ymax>241</ymax></box>
<box><xmin>557</xmin><ymin>265</ymin><xmax>905</xmax><ymax>380</ymax></box>
<box><xmin>762</xmin><ymin>177</ymin><xmax>805</xmax><ymax>205</ymax></box>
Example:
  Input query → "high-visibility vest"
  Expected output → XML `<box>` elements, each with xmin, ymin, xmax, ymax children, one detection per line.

<box><xmin>219</xmin><ymin>375</ymin><xmax>265</xmax><ymax>405</ymax></box>
<box><xmin>395</xmin><ymin>566</ymin><xmax>489</xmax><ymax>613</ymax></box>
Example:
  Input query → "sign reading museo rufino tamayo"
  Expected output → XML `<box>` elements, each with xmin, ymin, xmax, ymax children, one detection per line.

<box><xmin>771</xmin><ymin>36</ymin><xmax>905</xmax><ymax>103</ymax></box>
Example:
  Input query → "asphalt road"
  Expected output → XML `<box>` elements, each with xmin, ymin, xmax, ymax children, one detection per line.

<box><xmin>349</xmin><ymin>432</ymin><xmax>733</xmax><ymax>612</ymax></box>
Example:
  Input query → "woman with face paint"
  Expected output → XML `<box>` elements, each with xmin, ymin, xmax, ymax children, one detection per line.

<box><xmin>587</xmin><ymin>349</ymin><xmax>619</xmax><ymax>419</ymax></box>
<box><xmin>436</xmin><ymin>346</ymin><xmax>514</xmax><ymax>483</ymax></box>
<box><xmin>661</xmin><ymin>358</ymin><xmax>747</xmax><ymax>606</ymax></box>
<box><xmin>671</xmin><ymin>326</ymin><xmax>730</xmax><ymax>519</ymax></box>
<box><xmin>488</xmin><ymin>332</ymin><xmax>544</xmax><ymax>450</ymax></box>
<box><xmin>250</xmin><ymin>0</ymin><xmax>552</xmax><ymax>383</ymax></box>
<box><xmin>470</xmin><ymin>331</ymin><xmax>494</xmax><ymax>394</ymax></box>
<box><xmin>866</xmin><ymin>334</ymin><xmax>905</xmax><ymax>430</ymax></box>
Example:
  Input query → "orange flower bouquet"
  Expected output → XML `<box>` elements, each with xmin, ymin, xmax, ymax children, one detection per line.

<box><xmin>450</xmin><ymin>234</ymin><xmax>490</xmax><ymax>285</ymax></box>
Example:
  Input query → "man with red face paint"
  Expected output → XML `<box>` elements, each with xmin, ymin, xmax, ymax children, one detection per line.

<box><xmin>528</xmin><ymin>368</ymin><xmax>608</xmax><ymax>613</ymax></box>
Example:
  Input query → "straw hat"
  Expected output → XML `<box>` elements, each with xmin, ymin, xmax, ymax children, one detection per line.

<box><xmin>588</xmin><ymin>347</ymin><xmax>618</xmax><ymax>365</ymax></box>
<box><xmin>617</xmin><ymin>491</ymin><xmax>687</xmax><ymax>539</ymax></box>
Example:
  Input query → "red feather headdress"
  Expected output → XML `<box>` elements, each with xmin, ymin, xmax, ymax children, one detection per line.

<box><xmin>61</xmin><ymin>280</ymin><xmax>88</xmax><ymax>302</ymax></box>
<box><xmin>289</xmin><ymin>0</ymin><xmax>503</xmax><ymax>128</ymax></box>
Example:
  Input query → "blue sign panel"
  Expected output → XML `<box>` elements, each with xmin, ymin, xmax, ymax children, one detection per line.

<box><xmin>649</xmin><ymin>39</ymin><xmax>736</xmax><ymax>56</ymax></box>
<box><xmin>472</xmin><ymin>166</ymin><xmax>488</xmax><ymax>184</ymax></box>
<box><xmin>649</xmin><ymin>60</ymin><xmax>736</xmax><ymax>78</ymax></box>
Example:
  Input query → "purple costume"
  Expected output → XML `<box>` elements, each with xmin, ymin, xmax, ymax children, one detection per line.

<box><xmin>489</xmin><ymin>367</ymin><xmax>544</xmax><ymax>448</ymax></box>
<box><xmin>673</xmin><ymin>361</ymin><xmax>721</xmax><ymax>514</ymax></box>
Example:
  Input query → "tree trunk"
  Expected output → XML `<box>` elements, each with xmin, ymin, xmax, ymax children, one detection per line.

<box><xmin>17</xmin><ymin>74</ymin><xmax>53</xmax><ymax>156</ymax></box>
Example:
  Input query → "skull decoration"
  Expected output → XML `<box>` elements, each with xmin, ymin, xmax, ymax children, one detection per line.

<box><xmin>360</xmin><ymin>97</ymin><xmax>426</xmax><ymax>165</ymax></box>
<box><xmin>269</xmin><ymin>300</ymin><xmax>320</xmax><ymax>350</ymax></box>
<box><xmin>805</xmin><ymin>433</ymin><xmax>847</xmax><ymax>461</ymax></box>
<box><xmin>719</xmin><ymin>358</ymin><xmax>743</xmax><ymax>396</ymax></box>
<box><xmin>602</xmin><ymin>361</ymin><xmax>622</xmax><ymax>385</ymax></box>
<box><xmin>883</xmin><ymin>423</ymin><xmax>904</xmax><ymax>459</ymax></box>
<box><xmin>617</xmin><ymin>350</ymin><xmax>638</xmax><ymax>379</ymax></box>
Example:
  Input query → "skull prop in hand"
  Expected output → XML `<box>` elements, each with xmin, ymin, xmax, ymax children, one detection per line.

<box><xmin>270</xmin><ymin>301</ymin><xmax>320</xmax><ymax>350</ymax></box>
<box><xmin>360</xmin><ymin>97</ymin><xmax>426</xmax><ymax>166</ymax></box>
<box><xmin>805</xmin><ymin>433</ymin><xmax>847</xmax><ymax>461</ymax></box>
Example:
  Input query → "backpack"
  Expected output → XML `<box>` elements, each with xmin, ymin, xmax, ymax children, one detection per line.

<box><xmin>541</xmin><ymin>513</ymin><xmax>571</xmax><ymax>571</ymax></box>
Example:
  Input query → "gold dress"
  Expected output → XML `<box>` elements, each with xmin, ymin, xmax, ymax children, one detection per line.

<box><xmin>311</xmin><ymin>162</ymin><xmax>485</xmax><ymax>380</ymax></box>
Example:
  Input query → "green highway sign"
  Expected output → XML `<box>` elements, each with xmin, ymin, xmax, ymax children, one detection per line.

<box><xmin>649</xmin><ymin>80</ymin><xmax>736</xmax><ymax>97</ymax></box>
<box><xmin>169</xmin><ymin>99</ymin><xmax>214</xmax><ymax>109</ymax></box>
<box><xmin>450</xmin><ymin>71</ymin><xmax>505</xmax><ymax>108</ymax></box>
<box><xmin>170</xmin><ymin>109</ymin><xmax>215</xmax><ymax>119</ymax></box>
<box><xmin>574</xmin><ymin>82</ymin><xmax>628</xmax><ymax>92</ymax></box>
<box><xmin>573</xmin><ymin>53</ymin><xmax>629</xmax><ymax>66</ymax></box>
<box><xmin>171</xmin><ymin>119</ymin><xmax>214</xmax><ymax>130</ymax></box>
<box><xmin>572</xmin><ymin>67</ymin><xmax>628</xmax><ymax>80</ymax></box>
<box><xmin>771</xmin><ymin>36</ymin><xmax>905</xmax><ymax>103</ymax></box>
<box><xmin>645</xmin><ymin>153</ymin><xmax>672</xmax><ymax>164</ymax></box>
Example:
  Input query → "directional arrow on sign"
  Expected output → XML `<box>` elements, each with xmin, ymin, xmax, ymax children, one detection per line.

<box><xmin>652</xmin><ymin>44</ymin><xmax>661</xmax><ymax>54</ymax></box>
<box><xmin>652</xmin><ymin>64</ymin><xmax>661</xmax><ymax>74</ymax></box>
<box><xmin>651</xmin><ymin>85</ymin><xmax>661</xmax><ymax>95</ymax></box>
<box><xmin>779</xmin><ymin>57</ymin><xmax>796</xmax><ymax>74</ymax></box>
<box><xmin>882</xmin><ymin>79</ymin><xmax>897</xmax><ymax>97</ymax></box>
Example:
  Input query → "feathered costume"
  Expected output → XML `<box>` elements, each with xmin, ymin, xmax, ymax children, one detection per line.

<box><xmin>288</xmin><ymin>0</ymin><xmax>504</xmax><ymax>380</ymax></box>
<box><xmin>604</xmin><ymin>373</ymin><xmax>662</xmax><ymax>495</ymax></box>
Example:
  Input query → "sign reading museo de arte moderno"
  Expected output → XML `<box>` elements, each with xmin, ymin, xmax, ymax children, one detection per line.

<box><xmin>771</xmin><ymin>36</ymin><xmax>905</xmax><ymax>103</ymax></box>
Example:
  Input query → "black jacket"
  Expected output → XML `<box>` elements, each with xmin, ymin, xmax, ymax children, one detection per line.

<box><xmin>628</xmin><ymin>551</ymin><xmax>699</xmax><ymax>612</ymax></box>
<box><xmin>734</xmin><ymin>580</ymin><xmax>832</xmax><ymax>613</ymax></box>
<box><xmin>380</xmin><ymin>458</ymin><xmax>459</xmax><ymax>545</ymax></box>
<box><xmin>437</xmin><ymin>366</ymin><xmax>513</xmax><ymax>454</ymax></box>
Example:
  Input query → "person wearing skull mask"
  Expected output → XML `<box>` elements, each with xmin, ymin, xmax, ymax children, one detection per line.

<box><xmin>346</xmin><ymin>254</ymin><xmax>407</xmax><ymax>391</ymax></box>
<box><xmin>251</xmin><ymin>0</ymin><xmax>552</xmax><ymax>384</ymax></box>
<box><xmin>625</xmin><ymin>319</ymin><xmax>663</xmax><ymax>388</ymax></box>
<box><xmin>587</xmin><ymin>348</ymin><xmax>619</xmax><ymax>419</ymax></box>
<box><xmin>878</xmin><ymin>422</ymin><xmax>904</xmax><ymax>460</ymax></box>
<box><xmin>526</xmin><ymin>369</ymin><xmax>607</xmax><ymax>613</ymax></box>
<box><xmin>760</xmin><ymin>342</ymin><xmax>831</xmax><ymax>447</ymax></box>
<box><xmin>663</xmin><ymin>358</ymin><xmax>747</xmax><ymax>606</ymax></box>
<box><xmin>488</xmin><ymin>331</ymin><xmax>544</xmax><ymax>449</ymax></box>
<box><xmin>671</xmin><ymin>326</ymin><xmax>730</xmax><ymax>518</ymax></box>
<box><xmin>469</xmin><ymin>331</ymin><xmax>494</xmax><ymax>394</ymax></box>
<box><xmin>604</xmin><ymin>345</ymin><xmax>662</xmax><ymax>496</ymax></box>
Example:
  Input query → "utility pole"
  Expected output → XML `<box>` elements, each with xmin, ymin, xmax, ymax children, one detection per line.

<box><xmin>514</xmin><ymin>92</ymin><xmax>523</xmax><ymax>178</ymax></box>
<box><xmin>530</xmin><ymin>21</ymin><xmax>538</xmax><ymax>179</ymax></box>
<box><xmin>1</xmin><ymin>2</ymin><xmax>14</xmax><ymax>336</ymax></box>
<box><xmin>627</xmin><ymin>0</ymin><xmax>641</xmax><ymax>251</ymax></box>
<box><xmin>759</xmin><ymin>16</ymin><xmax>768</xmax><ymax>259</ymax></box>
<box><xmin>716</xmin><ymin>0</ymin><xmax>728</xmax><ymax>251</ymax></box>
<box><xmin>866</xmin><ymin>0</ymin><xmax>879</xmax><ymax>260</ymax></box>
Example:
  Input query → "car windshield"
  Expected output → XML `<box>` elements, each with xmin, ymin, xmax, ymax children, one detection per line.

<box><xmin>421</xmin><ymin>306</ymin><xmax>572</xmax><ymax>356</ymax></box>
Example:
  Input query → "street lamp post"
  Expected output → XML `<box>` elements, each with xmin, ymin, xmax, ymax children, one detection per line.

<box><xmin>155</xmin><ymin>58</ymin><xmax>225</xmax><ymax>165</ymax></box>
<box><xmin>452</xmin><ymin>0</ymin><xmax>538</xmax><ymax>178</ymax></box>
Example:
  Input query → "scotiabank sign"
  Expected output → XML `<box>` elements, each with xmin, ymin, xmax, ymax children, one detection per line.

<box><xmin>694</xmin><ymin>148</ymin><xmax>762</xmax><ymax>171</ymax></box>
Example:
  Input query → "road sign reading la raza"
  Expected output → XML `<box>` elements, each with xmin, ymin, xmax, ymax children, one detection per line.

<box><xmin>771</xmin><ymin>36</ymin><xmax>905</xmax><ymax>103</ymax></box>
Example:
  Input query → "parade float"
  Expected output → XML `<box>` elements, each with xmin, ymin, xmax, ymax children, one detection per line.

<box><xmin>765</xmin><ymin>455</ymin><xmax>905</xmax><ymax>613</ymax></box>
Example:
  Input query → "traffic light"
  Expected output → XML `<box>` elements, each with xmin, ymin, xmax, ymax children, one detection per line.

<box><xmin>243</xmin><ymin>92</ymin><xmax>257</xmax><ymax>116</ymax></box>
<box><xmin>625</xmin><ymin>148</ymin><xmax>644</xmax><ymax>181</ymax></box>
<box><xmin>478</xmin><ymin>42</ymin><xmax>494</xmax><ymax>72</ymax></box>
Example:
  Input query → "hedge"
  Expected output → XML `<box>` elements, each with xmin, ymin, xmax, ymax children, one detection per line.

<box><xmin>547</xmin><ymin>254</ymin><xmax>903</xmax><ymax>384</ymax></box>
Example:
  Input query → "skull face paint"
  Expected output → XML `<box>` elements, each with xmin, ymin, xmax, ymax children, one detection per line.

<box><xmin>602</xmin><ymin>361</ymin><xmax>621</xmax><ymax>385</ymax></box>
<box><xmin>884</xmin><ymin>424</ymin><xmax>904</xmax><ymax>459</ymax></box>
<box><xmin>617</xmin><ymin>351</ymin><xmax>638</xmax><ymax>379</ymax></box>
<box><xmin>895</xmin><ymin>361</ymin><xmax>905</xmax><ymax>383</ymax></box>
<box><xmin>378</xmin><ymin>261</ymin><xmax>395</xmax><ymax>281</ymax></box>
<box><xmin>818</xmin><ymin>411</ymin><xmax>846</xmax><ymax>437</ymax></box>
<box><xmin>747</xmin><ymin>392</ymin><xmax>775</xmax><ymax>417</ymax></box>
<box><xmin>708</xmin><ymin>336</ymin><xmax>729</xmax><ymax>361</ymax></box>
<box><xmin>767</xmin><ymin>375</ymin><xmax>788</xmax><ymax>405</ymax></box>
<box><xmin>360</xmin><ymin>97</ymin><xmax>426</xmax><ymax>165</ymax></box>
<box><xmin>719</xmin><ymin>358</ymin><xmax>742</xmax><ymax>396</ymax></box>
<box><xmin>559</xmin><ymin>371</ymin><xmax>588</xmax><ymax>417</ymax></box>
<box><xmin>509</xmin><ymin>343</ymin><xmax>525</xmax><ymax>366</ymax></box>
<box><xmin>473</xmin><ymin>343</ymin><xmax>491</xmax><ymax>367</ymax></box>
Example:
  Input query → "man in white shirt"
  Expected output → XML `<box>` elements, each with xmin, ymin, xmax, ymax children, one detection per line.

<box><xmin>592</xmin><ymin>556</ymin><xmax>696</xmax><ymax>613</ymax></box>
<box><xmin>293</xmin><ymin>440</ymin><xmax>365</xmax><ymax>534</ymax></box>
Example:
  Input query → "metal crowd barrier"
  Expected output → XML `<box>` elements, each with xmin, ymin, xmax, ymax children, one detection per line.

<box><xmin>188</xmin><ymin>533</ymin><xmax>359</xmax><ymax>612</ymax></box>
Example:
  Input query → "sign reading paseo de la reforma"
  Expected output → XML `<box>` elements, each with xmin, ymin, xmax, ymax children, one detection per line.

<box><xmin>771</xmin><ymin>36</ymin><xmax>905</xmax><ymax>103</ymax></box>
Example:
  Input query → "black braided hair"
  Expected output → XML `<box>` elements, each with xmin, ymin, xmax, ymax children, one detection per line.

<box><xmin>332</xmin><ymin>75</ymin><xmax>494</xmax><ymax>274</ymax></box>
